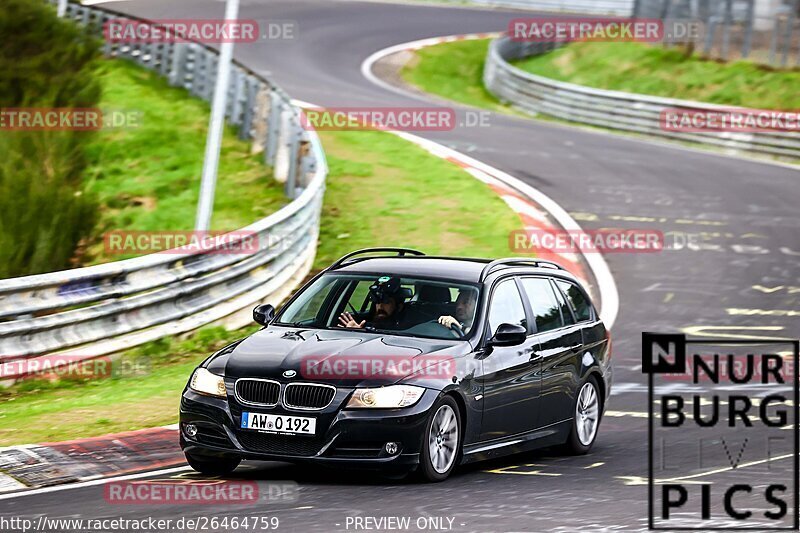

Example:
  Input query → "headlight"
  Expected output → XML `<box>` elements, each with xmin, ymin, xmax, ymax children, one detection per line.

<box><xmin>346</xmin><ymin>385</ymin><xmax>425</xmax><ymax>409</ymax></box>
<box><xmin>189</xmin><ymin>368</ymin><xmax>227</xmax><ymax>397</ymax></box>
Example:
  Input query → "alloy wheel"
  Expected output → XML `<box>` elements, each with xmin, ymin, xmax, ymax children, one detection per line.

<box><xmin>427</xmin><ymin>404</ymin><xmax>458</xmax><ymax>474</ymax></box>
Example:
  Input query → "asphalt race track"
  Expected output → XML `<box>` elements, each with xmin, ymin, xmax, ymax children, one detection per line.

<box><xmin>2</xmin><ymin>1</ymin><xmax>798</xmax><ymax>531</ymax></box>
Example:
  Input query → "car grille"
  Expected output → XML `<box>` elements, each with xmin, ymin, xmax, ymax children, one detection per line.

<box><xmin>235</xmin><ymin>379</ymin><xmax>280</xmax><ymax>406</ymax></box>
<box><xmin>283</xmin><ymin>383</ymin><xmax>336</xmax><ymax>410</ymax></box>
<box><xmin>235</xmin><ymin>431</ymin><xmax>326</xmax><ymax>456</ymax></box>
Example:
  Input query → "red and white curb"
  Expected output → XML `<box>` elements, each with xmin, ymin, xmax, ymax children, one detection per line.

<box><xmin>0</xmin><ymin>424</ymin><xmax>183</xmax><ymax>496</ymax></box>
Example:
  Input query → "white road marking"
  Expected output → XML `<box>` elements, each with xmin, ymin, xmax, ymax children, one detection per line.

<box><xmin>617</xmin><ymin>453</ymin><xmax>794</xmax><ymax>486</ymax></box>
<box><xmin>0</xmin><ymin>466</ymin><xmax>191</xmax><ymax>501</ymax></box>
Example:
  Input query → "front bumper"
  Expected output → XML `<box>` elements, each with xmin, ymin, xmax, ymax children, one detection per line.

<box><xmin>179</xmin><ymin>386</ymin><xmax>438</xmax><ymax>469</ymax></box>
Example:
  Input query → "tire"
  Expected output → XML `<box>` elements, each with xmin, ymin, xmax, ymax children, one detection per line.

<box><xmin>417</xmin><ymin>395</ymin><xmax>462</xmax><ymax>482</ymax></box>
<box><xmin>185</xmin><ymin>453</ymin><xmax>241</xmax><ymax>476</ymax></box>
<box><xmin>562</xmin><ymin>375</ymin><xmax>602</xmax><ymax>455</ymax></box>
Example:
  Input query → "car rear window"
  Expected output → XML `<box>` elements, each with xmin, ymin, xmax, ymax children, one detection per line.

<box><xmin>519</xmin><ymin>277</ymin><xmax>562</xmax><ymax>333</ymax></box>
<box><xmin>555</xmin><ymin>280</ymin><xmax>593</xmax><ymax>322</ymax></box>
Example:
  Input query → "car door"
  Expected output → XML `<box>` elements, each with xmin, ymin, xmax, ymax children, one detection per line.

<box><xmin>478</xmin><ymin>277</ymin><xmax>542</xmax><ymax>442</ymax></box>
<box><xmin>518</xmin><ymin>277</ymin><xmax>584</xmax><ymax>429</ymax></box>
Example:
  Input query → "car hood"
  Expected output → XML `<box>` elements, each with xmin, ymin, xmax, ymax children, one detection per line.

<box><xmin>216</xmin><ymin>325</ymin><xmax>470</xmax><ymax>387</ymax></box>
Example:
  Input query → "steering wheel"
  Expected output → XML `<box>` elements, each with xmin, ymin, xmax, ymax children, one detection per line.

<box><xmin>424</xmin><ymin>319</ymin><xmax>465</xmax><ymax>338</ymax></box>
<box><xmin>448</xmin><ymin>322</ymin><xmax>465</xmax><ymax>338</ymax></box>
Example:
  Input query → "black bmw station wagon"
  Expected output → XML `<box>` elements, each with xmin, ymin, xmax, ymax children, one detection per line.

<box><xmin>180</xmin><ymin>248</ymin><xmax>612</xmax><ymax>481</ymax></box>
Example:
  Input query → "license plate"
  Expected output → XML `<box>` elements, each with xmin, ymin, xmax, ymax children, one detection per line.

<box><xmin>240</xmin><ymin>412</ymin><xmax>316</xmax><ymax>435</ymax></box>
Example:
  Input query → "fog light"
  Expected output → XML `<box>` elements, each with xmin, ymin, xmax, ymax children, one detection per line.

<box><xmin>385</xmin><ymin>442</ymin><xmax>399</xmax><ymax>455</ymax></box>
<box><xmin>185</xmin><ymin>424</ymin><xmax>198</xmax><ymax>438</ymax></box>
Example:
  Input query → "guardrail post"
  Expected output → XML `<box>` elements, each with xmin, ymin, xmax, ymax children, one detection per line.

<box><xmin>780</xmin><ymin>0</ymin><xmax>797</xmax><ymax>67</ymax></box>
<box><xmin>169</xmin><ymin>43</ymin><xmax>187</xmax><ymax>88</ymax></box>
<box><xmin>297</xmin><ymin>131</ymin><xmax>315</xmax><ymax>189</ymax></box>
<box><xmin>265</xmin><ymin>90</ymin><xmax>282</xmax><ymax>165</ymax></box>
<box><xmin>101</xmin><ymin>14</ymin><xmax>114</xmax><ymax>57</ymax></box>
<box><xmin>156</xmin><ymin>42</ymin><xmax>171</xmax><ymax>77</ymax></box>
<box><xmin>239</xmin><ymin>77</ymin><xmax>257</xmax><ymax>141</ymax></box>
<box><xmin>250</xmin><ymin>84</ymin><xmax>270</xmax><ymax>153</ymax></box>
<box><xmin>284</xmin><ymin>123</ymin><xmax>301</xmax><ymax>199</ymax></box>
<box><xmin>740</xmin><ymin>0</ymin><xmax>755</xmax><ymax>58</ymax></box>
<box><xmin>191</xmin><ymin>46</ymin><xmax>205</xmax><ymax>97</ymax></box>
<box><xmin>229</xmin><ymin>70</ymin><xmax>244</xmax><ymax>127</ymax></box>
<box><xmin>204</xmin><ymin>52</ymin><xmax>218</xmax><ymax>101</ymax></box>
<box><xmin>273</xmin><ymin>105</ymin><xmax>292</xmax><ymax>184</ymax></box>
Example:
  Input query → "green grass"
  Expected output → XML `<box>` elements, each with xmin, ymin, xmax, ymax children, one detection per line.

<box><xmin>0</xmin><ymin>326</ymin><xmax>258</xmax><ymax>445</ymax></box>
<box><xmin>512</xmin><ymin>42</ymin><xmax>800</xmax><ymax>110</ymax></box>
<box><xmin>81</xmin><ymin>59</ymin><xmax>287</xmax><ymax>263</ymax></box>
<box><xmin>401</xmin><ymin>39</ymin><xmax>510</xmax><ymax>113</ymax></box>
<box><xmin>0</xmin><ymin>126</ymin><xmax>524</xmax><ymax>445</ymax></box>
<box><xmin>402</xmin><ymin>38</ymin><xmax>800</xmax><ymax>112</ymax></box>
<box><xmin>313</xmin><ymin>129</ymin><xmax>522</xmax><ymax>268</ymax></box>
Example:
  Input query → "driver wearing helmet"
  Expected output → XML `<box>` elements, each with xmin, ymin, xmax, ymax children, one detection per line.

<box><xmin>338</xmin><ymin>276</ymin><xmax>410</xmax><ymax>330</ymax></box>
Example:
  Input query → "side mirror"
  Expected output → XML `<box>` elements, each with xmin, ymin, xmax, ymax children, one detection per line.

<box><xmin>253</xmin><ymin>304</ymin><xmax>275</xmax><ymax>326</ymax></box>
<box><xmin>488</xmin><ymin>323</ymin><xmax>527</xmax><ymax>347</ymax></box>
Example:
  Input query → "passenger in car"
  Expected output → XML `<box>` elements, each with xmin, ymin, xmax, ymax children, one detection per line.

<box><xmin>437</xmin><ymin>289</ymin><xmax>477</xmax><ymax>334</ymax></box>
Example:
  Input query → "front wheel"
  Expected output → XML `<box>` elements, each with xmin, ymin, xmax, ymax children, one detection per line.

<box><xmin>562</xmin><ymin>376</ymin><xmax>602</xmax><ymax>454</ymax></box>
<box><xmin>418</xmin><ymin>396</ymin><xmax>461</xmax><ymax>482</ymax></box>
<box><xmin>185</xmin><ymin>453</ymin><xmax>241</xmax><ymax>476</ymax></box>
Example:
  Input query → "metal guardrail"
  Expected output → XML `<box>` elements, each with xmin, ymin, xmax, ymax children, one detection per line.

<box><xmin>0</xmin><ymin>2</ymin><xmax>327</xmax><ymax>378</ymax></box>
<box><xmin>484</xmin><ymin>37</ymin><xmax>800</xmax><ymax>160</ymax></box>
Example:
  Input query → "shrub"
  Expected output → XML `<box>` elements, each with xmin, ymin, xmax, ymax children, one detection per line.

<box><xmin>0</xmin><ymin>0</ymin><xmax>102</xmax><ymax>277</ymax></box>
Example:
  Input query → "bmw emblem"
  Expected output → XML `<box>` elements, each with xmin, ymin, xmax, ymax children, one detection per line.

<box><xmin>282</xmin><ymin>369</ymin><xmax>297</xmax><ymax>378</ymax></box>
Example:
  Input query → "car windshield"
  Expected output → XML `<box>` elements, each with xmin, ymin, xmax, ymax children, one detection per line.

<box><xmin>275</xmin><ymin>273</ymin><xmax>480</xmax><ymax>340</ymax></box>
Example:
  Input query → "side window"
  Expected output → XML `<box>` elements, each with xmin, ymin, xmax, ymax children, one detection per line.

<box><xmin>520</xmin><ymin>277</ymin><xmax>563</xmax><ymax>333</ymax></box>
<box><xmin>488</xmin><ymin>279</ymin><xmax>527</xmax><ymax>334</ymax></box>
<box><xmin>550</xmin><ymin>280</ymin><xmax>575</xmax><ymax>326</ymax></box>
<box><xmin>345</xmin><ymin>280</ymin><xmax>374</xmax><ymax>313</ymax></box>
<box><xmin>555</xmin><ymin>280</ymin><xmax>593</xmax><ymax>322</ymax></box>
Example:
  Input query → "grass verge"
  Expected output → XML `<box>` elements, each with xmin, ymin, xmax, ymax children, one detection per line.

<box><xmin>82</xmin><ymin>59</ymin><xmax>287</xmax><ymax>264</ymax></box>
<box><xmin>401</xmin><ymin>39</ymin><xmax>800</xmax><ymax>111</ymax></box>
<box><xmin>0</xmin><ymin>127</ymin><xmax>523</xmax><ymax>445</ymax></box>
<box><xmin>512</xmin><ymin>42</ymin><xmax>800</xmax><ymax>110</ymax></box>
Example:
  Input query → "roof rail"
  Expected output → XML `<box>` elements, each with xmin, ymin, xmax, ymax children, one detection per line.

<box><xmin>479</xmin><ymin>257</ymin><xmax>565</xmax><ymax>282</ymax></box>
<box><xmin>327</xmin><ymin>248</ymin><xmax>426</xmax><ymax>270</ymax></box>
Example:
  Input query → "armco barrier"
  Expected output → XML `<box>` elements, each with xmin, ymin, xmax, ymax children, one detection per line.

<box><xmin>484</xmin><ymin>37</ymin><xmax>800</xmax><ymax>160</ymax></box>
<box><xmin>0</xmin><ymin>2</ymin><xmax>327</xmax><ymax>378</ymax></box>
